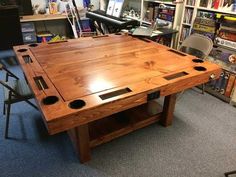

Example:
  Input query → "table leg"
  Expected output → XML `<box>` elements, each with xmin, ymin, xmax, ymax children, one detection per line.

<box><xmin>160</xmin><ymin>94</ymin><xmax>177</xmax><ymax>127</ymax></box>
<box><xmin>68</xmin><ymin>124</ymin><xmax>91</xmax><ymax>163</ymax></box>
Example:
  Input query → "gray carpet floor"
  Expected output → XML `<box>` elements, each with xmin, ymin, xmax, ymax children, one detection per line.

<box><xmin>0</xmin><ymin>65</ymin><xmax>236</xmax><ymax>177</ymax></box>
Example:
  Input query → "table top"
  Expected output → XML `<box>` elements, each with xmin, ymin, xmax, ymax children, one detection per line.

<box><xmin>13</xmin><ymin>34</ymin><xmax>222</xmax><ymax>134</ymax></box>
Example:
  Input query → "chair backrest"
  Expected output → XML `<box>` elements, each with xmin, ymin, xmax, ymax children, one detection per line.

<box><xmin>0</xmin><ymin>79</ymin><xmax>18</xmax><ymax>96</ymax></box>
<box><xmin>0</xmin><ymin>63</ymin><xmax>19</xmax><ymax>81</ymax></box>
<box><xmin>179</xmin><ymin>33</ymin><xmax>213</xmax><ymax>59</ymax></box>
<box><xmin>0</xmin><ymin>64</ymin><xmax>21</xmax><ymax>97</ymax></box>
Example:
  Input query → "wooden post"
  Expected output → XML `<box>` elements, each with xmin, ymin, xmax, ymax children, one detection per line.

<box><xmin>68</xmin><ymin>124</ymin><xmax>91</xmax><ymax>163</ymax></box>
<box><xmin>77</xmin><ymin>124</ymin><xmax>91</xmax><ymax>163</ymax></box>
<box><xmin>160</xmin><ymin>94</ymin><xmax>177</xmax><ymax>127</ymax></box>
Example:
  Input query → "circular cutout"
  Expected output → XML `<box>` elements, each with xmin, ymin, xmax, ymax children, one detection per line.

<box><xmin>192</xmin><ymin>58</ymin><xmax>204</xmax><ymax>63</ymax></box>
<box><xmin>42</xmin><ymin>96</ymin><xmax>59</xmax><ymax>105</ymax></box>
<box><xmin>69</xmin><ymin>99</ymin><xmax>86</xmax><ymax>109</ymax></box>
<box><xmin>17</xmin><ymin>49</ymin><xmax>27</xmax><ymax>52</ymax></box>
<box><xmin>194</xmin><ymin>66</ymin><xmax>207</xmax><ymax>71</ymax></box>
<box><xmin>29</xmin><ymin>43</ymin><xmax>38</xmax><ymax>47</ymax></box>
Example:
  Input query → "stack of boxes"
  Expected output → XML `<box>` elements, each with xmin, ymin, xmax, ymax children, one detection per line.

<box><xmin>21</xmin><ymin>22</ymin><xmax>37</xmax><ymax>44</ymax></box>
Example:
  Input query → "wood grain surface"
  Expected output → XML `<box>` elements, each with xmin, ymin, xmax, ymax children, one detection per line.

<box><xmin>13</xmin><ymin>34</ymin><xmax>222</xmax><ymax>135</ymax></box>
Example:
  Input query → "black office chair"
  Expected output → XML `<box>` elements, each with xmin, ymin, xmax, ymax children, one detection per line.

<box><xmin>179</xmin><ymin>33</ymin><xmax>213</xmax><ymax>94</ymax></box>
<box><xmin>0</xmin><ymin>64</ymin><xmax>38</xmax><ymax>138</ymax></box>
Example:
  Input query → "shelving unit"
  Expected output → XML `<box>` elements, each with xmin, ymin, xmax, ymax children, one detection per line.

<box><xmin>122</xmin><ymin>0</ymin><xmax>143</xmax><ymax>23</ymax></box>
<box><xmin>204</xmin><ymin>65</ymin><xmax>236</xmax><ymax>104</ymax></box>
<box><xmin>178</xmin><ymin>0</ymin><xmax>236</xmax><ymax>46</ymax></box>
<box><xmin>178</xmin><ymin>0</ymin><xmax>198</xmax><ymax>43</ymax></box>
<box><xmin>124</xmin><ymin>0</ymin><xmax>236</xmax><ymax>105</ymax></box>
<box><xmin>177</xmin><ymin>0</ymin><xmax>236</xmax><ymax>105</ymax></box>
<box><xmin>140</xmin><ymin>0</ymin><xmax>183</xmax><ymax>28</ymax></box>
<box><xmin>197</xmin><ymin>7</ymin><xmax>236</xmax><ymax>15</ymax></box>
<box><xmin>139</xmin><ymin>0</ymin><xmax>183</xmax><ymax>47</ymax></box>
<box><xmin>206</xmin><ymin>45</ymin><xmax>236</xmax><ymax>105</ymax></box>
<box><xmin>203</xmin><ymin>13</ymin><xmax>235</xmax><ymax>105</ymax></box>
<box><xmin>123</xmin><ymin>0</ymin><xmax>183</xmax><ymax>47</ymax></box>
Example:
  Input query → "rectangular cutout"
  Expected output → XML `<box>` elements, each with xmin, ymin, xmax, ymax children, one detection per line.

<box><xmin>99</xmin><ymin>88</ymin><xmax>132</xmax><ymax>100</ymax></box>
<box><xmin>33</xmin><ymin>76</ymin><xmax>48</xmax><ymax>90</ymax></box>
<box><xmin>164</xmin><ymin>72</ymin><xmax>188</xmax><ymax>80</ymax></box>
<box><xmin>22</xmin><ymin>55</ymin><xmax>32</xmax><ymax>63</ymax></box>
<box><xmin>168</xmin><ymin>49</ymin><xmax>187</xmax><ymax>56</ymax></box>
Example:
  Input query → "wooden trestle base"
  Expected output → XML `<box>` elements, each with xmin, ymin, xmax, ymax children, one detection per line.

<box><xmin>67</xmin><ymin>94</ymin><xmax>176</xmax><ymax>163</ymax></box>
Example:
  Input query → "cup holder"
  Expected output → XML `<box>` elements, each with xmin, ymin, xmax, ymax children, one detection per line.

<box><xmin>42</xmin><ymin>96</ymin><xmax>59</xmax><ymax>105</ymax></box>
<box><xmin>192</xmin><ymin>58</ymin><xmax>204</xmax><ymax>63</ymax></box>
<box><xmin>17</xmin><ymin>49</ymin><xmax>28</xmax><ymax>52</ymax></box>
<box><xmin>194</xmin><ymin>66</ymin><xmax>207</xmax><ymax>71</ymax></box>
<box><xmin>29</xmin><ymin>43</ymin><xmax>38</xmax><ymax>47</ymax></box>
<box><xmin>69</xmin><ymin>99</ymin><xmax>86</xmax><ymax>109</ymax></box>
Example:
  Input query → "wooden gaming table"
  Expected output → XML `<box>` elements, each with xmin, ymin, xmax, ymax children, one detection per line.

<box><xmin>13</xmin><ymin>35</ymin><xmax>221</xmax><ymax>163</ymax></box>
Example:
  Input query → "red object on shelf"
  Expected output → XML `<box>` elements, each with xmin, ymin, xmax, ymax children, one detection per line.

<box><xmin>212</xmin><ymin>0</ymin><xmax>220</xmax><ymax>9</ymax></box>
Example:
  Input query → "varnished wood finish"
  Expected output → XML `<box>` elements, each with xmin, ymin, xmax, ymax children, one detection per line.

<box><xmin>160</xmin><ymin>94</ymin><xmax>177</xmax><ymax>126</ymax></box>
<box><xmin>13</xmin><ymin>34</ymin><xmax>222</xmax><ymax>163</ymax></box>
<box><xmin>68</xmin><ymin>125</ymin><xmax>91</xmax><ymax>162</ymax></box>
<box><xmin>89</xmin><ymin>101</ymin><xmax>163</xmax><ymax>148</ymax></box>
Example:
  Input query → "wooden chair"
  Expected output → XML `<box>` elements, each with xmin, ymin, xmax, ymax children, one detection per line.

<box><xmin>0</xmin><ymin>64</ymin><xmax>38</xmax><ymax>138</ymax></box>
<box><xmin>179</xmin><ymin>33</ymin><xmax>213</xmax><ymax>94</ymax></box>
